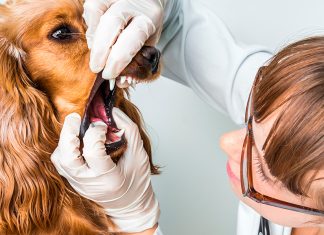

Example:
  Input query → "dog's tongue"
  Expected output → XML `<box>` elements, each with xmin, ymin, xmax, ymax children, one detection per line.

<box><xmin>88</xmin><ymin>90</ymin><xmax>121</xmax><ymax>143</ymax></box>
<box><xmin>89</xmin><ymin>92</ymin><xmax>108</xmax><ymax>123</ymax></box>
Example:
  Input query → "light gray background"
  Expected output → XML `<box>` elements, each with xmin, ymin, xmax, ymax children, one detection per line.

<box><xmin>1</xmin><ymin>0</ymin><xmax>323</xmax><ymax>234</ymax></box>
<box><xmin>130</xmin><ymin>1</ymin><xmax>324</xmax><ymax>235</ymax></box>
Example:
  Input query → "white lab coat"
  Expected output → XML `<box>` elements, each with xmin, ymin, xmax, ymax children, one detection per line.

<box><xmin>155</xmin><ymin>0</ymin><xmax>293</xmax><ymax>234</ymax></box>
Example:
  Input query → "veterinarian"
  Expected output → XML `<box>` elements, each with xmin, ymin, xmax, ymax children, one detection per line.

<box><xmin>51</xmin><ymin>0</ymin><xmax>324</xmax><ymax>234</ymax></box>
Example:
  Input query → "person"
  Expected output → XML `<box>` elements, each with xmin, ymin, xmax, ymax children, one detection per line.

<box><xmin>51</xmin><ymin>0</ymin><xmax>324</xmax><ymax>234</ymax></box>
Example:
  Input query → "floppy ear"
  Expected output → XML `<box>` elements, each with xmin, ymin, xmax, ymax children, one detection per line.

<box><xmin>0</xmin><ymin>5</ymin><xmax>116</xmax><ymax>234</ymax></box>
<box><xmin>0</xmin><ymin>15</ymin><xmax>67</xmax><ymax>233</ymax></box>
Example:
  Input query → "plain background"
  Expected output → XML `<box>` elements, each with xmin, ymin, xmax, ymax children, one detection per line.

<box><xmin>131</xmin><ymin>1</ymin><xmax>324</xmax><ymax>235</ymax></box>
<box><xmin>0</xmin><ymin>0</ymin><xmax>323</xmax><ymax>234</ymax></box>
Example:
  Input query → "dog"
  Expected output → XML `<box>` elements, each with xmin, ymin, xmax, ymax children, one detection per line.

<box><xmin>0</xmin><ymin>0</ymin><xmax>160</xmax><ymax>234</ymax></box>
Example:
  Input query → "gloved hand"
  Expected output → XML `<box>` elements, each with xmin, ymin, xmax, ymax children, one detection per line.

<box><xmin>51</xmin><ymin>108</ymin><xmax>160</xmax><ymax>233</ymax></box>
<box><xmin>83</xmin><ymin>0</ymin><xmax>166</xmax><ymax>80</ymax></box>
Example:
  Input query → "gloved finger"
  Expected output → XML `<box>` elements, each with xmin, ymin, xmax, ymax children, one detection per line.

<box><xmin>82</xmin><ymin>0</ymin><xmax>111</xmax><ymax>49</ymax></box>
<box><xmin>89</xmin><ymin>7</ymin><xmax>131</xmax><ymax>74</ymax></box>
<box><xmin>112</xmin><ymin>108</ymin><xmax>150</xmax><ymax>171</ymax></box>
<box><xmin>60</xmin><ymin>113</ymin><xmax>81</xmax><ymax>139</ymax></box>
<box><xmin>51</xmin><ymin>147</ymin><xmax>88</xmax><ymax>179</ymax></box>
<box><xmin>102</xmin><ymin>15</ymin><xmax>155</xmax><ymax>79</ymax></box>
<box><xmin>57</xmin><ymin>113</ymin><xmax>84</xmax><ymax>168</ymax></box>
<box><xmin>112</xmin><ymin>108</ymin><xmax>144</xmax><ymax>154</ymax></box>
<box><xmin>83</xmin><ymin>121</ymin><xmax>116</xmax><ymax>175</ymax></box>
<box><xmin>112</xmin><ymin>107</ymin><xmax>138</xmax><ymax>139</ymax></box>
<box><xmin>55</xmin><ymin>159</ymin><xmax>127</xmax><ymax>203</ymax></box>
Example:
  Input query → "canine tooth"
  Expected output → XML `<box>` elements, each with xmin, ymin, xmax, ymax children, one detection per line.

<box><xmin>120</xmin><ymin>76</ymin><xmax>126</xmax><ymax>84</ymax></box>
<box><xmin>115</xmin><ymin>129</ymin><xmax>125</xmax><ymax>138</ymax></box>
<box><xmin>131</xmin><ymin>80</ymin><xmax>136</xmax><ymax>89</ymax></box>
<box><xmin>127</xmin><ymin>77</ymin><xmax>132</xmax><ymax>84</ymax></box>
<box><xmin>109</xmin><ymin>79</ymin><xmax>116</xmax><ymax>91</ymax></box>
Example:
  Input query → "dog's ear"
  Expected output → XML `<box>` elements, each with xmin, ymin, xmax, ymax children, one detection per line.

<box><xmin>0</xmin><ymin>18</ymin><xmax>67</xmax><ymax>233</ymax></box>
<box><xmin>0</xmin><ymin>4</ymin><xmax>115</xmax><ymax>234</ymax></box>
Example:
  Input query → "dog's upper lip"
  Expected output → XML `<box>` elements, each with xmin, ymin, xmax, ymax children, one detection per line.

<box><xmin>79</xmin><ymin>72</ymin><xmax>105</xmax><ymax>139</ymax></box>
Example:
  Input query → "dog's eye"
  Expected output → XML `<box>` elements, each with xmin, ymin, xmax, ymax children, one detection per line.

<box><xmin>51</xmin><ymin>26</ymin><xmax>73</xmax><ymax>40</ymax></box>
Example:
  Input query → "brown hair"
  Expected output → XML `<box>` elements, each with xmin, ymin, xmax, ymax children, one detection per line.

<box><xmin>0</xmin><ymin>0</ymin><xmax>158</xmax><ymax>233</ymax></box>
<box><xmin>253</xmin><ymin>37</ymin><xmax>324</xmax><ymax>209</ymax></box>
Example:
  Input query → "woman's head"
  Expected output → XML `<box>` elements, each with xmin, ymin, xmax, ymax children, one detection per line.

<box><xmin>220</xmin><ymin>36</ymin><xmax>324</xmax><ymax>227</ymax></box>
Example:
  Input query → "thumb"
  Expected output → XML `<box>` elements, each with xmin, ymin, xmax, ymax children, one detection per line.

<box><xmin>112</xmin><ymin>108</ymin><xmax>150</xmax><ymax>172</ymax></box>
<box><xmin>83</xmin><ymin>121</ymin><xmax>116</xmax><ymax>175</ymax></box>
<box><xmin>60</xmin><ymin>113</ymin><xmax>82</xmax><ymax>140</ymax></box>
<box><xmin>112</xmin><ymin>107</ymin><xmax>141</xmax><ymax>144</ymax></box>
<box><xmin>112</xmin><ymin>107</ymin><xmax>148</xmax><ymax>162</ymax></box>
<box><xmin>59</xmin><ymin>113</ymin><xmax>81</xmax><ymax>153</ymax></box>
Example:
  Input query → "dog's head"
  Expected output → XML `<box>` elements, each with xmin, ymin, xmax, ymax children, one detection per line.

<box><xmin>0</xmin><ymin>0</ymin><xmax>160</xmax><ymax>233</ymax></box>
<box><xmin>0</xmin><ymin>0</ymin><xmax>161</xmax><ymax>156</ymax></box>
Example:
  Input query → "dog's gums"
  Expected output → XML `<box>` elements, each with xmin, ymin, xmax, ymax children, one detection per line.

<box><xmin>80</xmin><ymin>72</ymin><xmax>126</xmax><ymax>155</ymax></box>
<box><xmin>80</xmin><ymin>46</ymin><xmax>161</xmax><ymax>156</ymax></box>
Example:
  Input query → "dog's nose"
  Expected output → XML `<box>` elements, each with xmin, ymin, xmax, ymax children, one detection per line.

<box><xmin>141</xmin><ymin>46</ymin><xmax>161</xmax><ymax>74</ymax></box>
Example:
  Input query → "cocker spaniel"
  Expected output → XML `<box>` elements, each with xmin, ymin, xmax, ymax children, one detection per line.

<box><xmin>0</xmin><ymin>0</ymin><xmax>160</xmax><ymax>234</ymax></box>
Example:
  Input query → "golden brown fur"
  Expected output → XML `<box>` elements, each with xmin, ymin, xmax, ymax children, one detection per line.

<box><xmin>0</xmin><ymin>0</ymin><xmax>159</xmax><ymax>234</ymax></box>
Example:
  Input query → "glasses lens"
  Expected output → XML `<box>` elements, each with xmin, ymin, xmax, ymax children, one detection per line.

<box><xmin>248</xmin><ymin>140</ymin><xmax>323</xmax><ymax>215</ymax></box>
<box><xmin>241</xmin><ymin>136</ymin><xmax>249</xmax><ymax>195</ymax></box>
<box><xmin>242</xmin><ymin>155</ymin><xmax>249</xmax><ymax>195</ymax></box>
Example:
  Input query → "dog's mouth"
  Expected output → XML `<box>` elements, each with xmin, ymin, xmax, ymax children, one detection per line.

<box><xmin>79</xmin><ymin>73</ymin><xmax>125</xmax><ymax>155</ymax></box>
<box><xmin>80</xmin><ymin>46</ymin><xmax>161</xmax><ymax>155</ymax></box>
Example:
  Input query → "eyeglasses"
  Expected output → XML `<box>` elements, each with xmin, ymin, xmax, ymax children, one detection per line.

<box><xmin>240</xmin><ymin>67</ymin><xmax>324</xmax><ymax>217</ymax></box>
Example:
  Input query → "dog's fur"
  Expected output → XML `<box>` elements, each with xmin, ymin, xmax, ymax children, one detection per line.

<box><xmin>0</xmin><ymin>0</ymin><xmax>159</xmax><ymax>234</ymax></box>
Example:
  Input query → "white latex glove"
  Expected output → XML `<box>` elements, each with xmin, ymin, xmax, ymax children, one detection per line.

<box><xmin>51</xmin><ymin>109</ymin><xmax>160</xmax><ymax>233</ymax></box>
<box><xmin>83</xmin><ymin>0</ymin><xmax>166</xmax><ymax>79</ymax></box>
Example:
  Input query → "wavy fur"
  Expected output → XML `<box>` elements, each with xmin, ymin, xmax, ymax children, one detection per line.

<box><xmin>0</xmin><ymin>0</ymin><xmax>158</xmax><ymax>234</ymax></box>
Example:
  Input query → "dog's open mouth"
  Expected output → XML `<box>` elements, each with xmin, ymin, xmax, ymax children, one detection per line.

<box><xmin>80</xmin><ymin>72</ymin><xmax>125</xmax><ymax>155</ymax></box>
<box><xmin>79</xmin><ymin>46</ymin><xmax>161</xmax><ymax>155</ymax></box>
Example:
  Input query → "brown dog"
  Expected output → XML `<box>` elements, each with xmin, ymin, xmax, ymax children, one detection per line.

<box><xmin>0</xmin><ymin>0</ymin><xmax>160</xmax><ymax>234</ymax></box>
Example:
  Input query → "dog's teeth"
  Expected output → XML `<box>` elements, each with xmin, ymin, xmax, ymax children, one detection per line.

<box><xmin>131</xmin><ymin>80</ymin><xmax>136</xmax><ymax>89</ymax></box>
<box><xmin>120</xmin><ymin>76</ymin><xmax>126</xmax><ymax>84</ymax></box>
<box><xmin>127</xmin><ymin>77</ymin><xmax>132</xmax><ymax>84</ymax></box>
<box><xmin>128</xmin><ymin>77</ymin><xmax>134</xmax><ymax>84</ymax></box>
<box><xmin>109</xmin><ymin>79</ymin><xmax>116</xmax><ymax>91</ymax></box>
<box><xmin>115</xmin><ymin>129</ymin><xmax>125</xmax><ymax>138</ymax></box>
